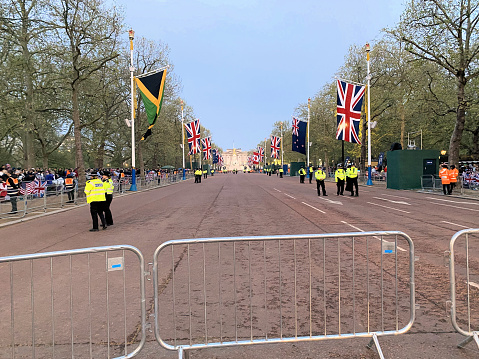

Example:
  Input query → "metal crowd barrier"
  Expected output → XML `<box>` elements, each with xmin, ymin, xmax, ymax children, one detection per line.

<box><xmin>448</xmin><ymin>228</ymin><xmax>479</xmax><ymax>350</ymax></box>
<box><xmin>153</xmin><ymin>232</ymin><xmax>415</xmax><ymax>359</ymax></box>
<box><xmin>0</xmin><ymin>245</ymin><xmax>146</xmax><ymax>359</ymax></box>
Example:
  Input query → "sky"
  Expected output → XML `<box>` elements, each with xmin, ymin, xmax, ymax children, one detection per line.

<box><xmin>117</xmin><ymin>0</ymin><xmax>405</xmax><ymax>152</ymax></box>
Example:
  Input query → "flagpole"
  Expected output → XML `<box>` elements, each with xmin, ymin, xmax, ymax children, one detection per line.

<box><xmin>307</xmin><ymin>98</ymin><xmax>310</xmax><ymax>168</ymax></box>
<box><xmin>281</xmin><ymin>122</ymin><xmax>284</xmax><ymax>167</ymax></box>
<box><xmin>366</xmin><ymin>43</ymin><xmax>373</xmax><ymax>186</ymax></box>
<box><xmin>129</xmin><ymin>29</ymin><xmax>137</xmax><ymax>191</ymax></box>
<box><xmin>181</xmin><ymin>100</ymin><xmax>185</xmax><ymax>180</ymax></box>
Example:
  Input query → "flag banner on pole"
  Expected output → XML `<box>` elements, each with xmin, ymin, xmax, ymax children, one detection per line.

<box><xmin>201</xmin><ymin>137</ymin><xmax>212</xmax><ymax>160</ymax></box>
<box><xmin>292</xmin><ymin>116</ymin><xmax>307</xmax><ymax>154</ymax></box>
<box><xmin>253</xmin><ymin>151</ymin><xmax>259</xmax><ymax>164</ymax></box>
<box><xmin>212</xmin><ymin>149</ymin><xmax>218</xmax><ymax>164</ymax></box>
<box><xmin>271</xmin><ymin>135</ymin><xmax>281</xmax><ymax>159</ymax></box>
<box><xmin>257</xmin><ymin>147</ymin><xmax>265</xmax><ymax>163</ymax></box>
<box><xmin>336</xmin><ymin>79</ymin><xmax>365</xmax><ymax>144</ymax></box>
<box><xmin>135</xmin><ymin>68</ymin><xmax>167</xmax><ymax>141</ymax></box>
<box><xmin>185</xmin><ymin>119</ymin><xmax>201</xmax><ymax>155</ymax></box>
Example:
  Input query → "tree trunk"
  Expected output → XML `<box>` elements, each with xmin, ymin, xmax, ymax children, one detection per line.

<box><xmin>472</xmin><ymin>127</ymin><xmax>479</xmax><ymax>160</ymax></box>
<box><xmin>95</xmin><ymin>142</ymin><xmax>105</xmax><ymax>168</ymax></box>
<box><xmin>72</xmin><ymin>81</ymin><xmax>86</xmax><ymax>184</ymax></box>
<box><xmin>138</xmin><ymin>140</ymin><xmax>145</xmax><ymax>179</ymax></box>
<box><xmin>19</xmin><ymin>0</ymin><xmax>36</xmax><ymax>169</ymax></box>
<box><xmin>42</xmin><ymin>154</ymin><xmax>48</xmax><ymax>169</ymax></box>
<box><xmin>449</xmin><ymin>75</ymin><xmax>467</xmax><ymax>167</ymax></box>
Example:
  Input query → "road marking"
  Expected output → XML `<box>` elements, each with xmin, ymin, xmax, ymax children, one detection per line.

<box><xmin>302</xmin><ymin>202</ymin><xmax>326</xmax><ymax>214</ymax></box>
<box><xmin>382</xmin><ymin>194</ymin><xmax>410</xmax><ymax>200</ymax></box>
<box><xmin>341</xmin><ymin>221</ymin><xmax>407</xmax><ymax>252</ymax></box>
<box><xmin>317</xmin><ymin>197</ymin><xmax>343</xmax><ymax>205</ymax></box>
<box><xmin>426</xmin><ymin>197</ymin><xmax>479</xmax><ymax>206</ymax></box>
<box><xmin>373</xmin><ymin>197</ymin><xmax>411</xmax><ymax>206</ymax></box>
<box><xmin>284</xmin><ymin>193</ymin><xmax>296</xmax><ymax>199</ymax></box>
<box><xmin>367</xmin><ymin>201</ymin><xmax>411</xmax><ymax>214</ymax></box>
<box><xmin>273</xmin><ymin>188</ymin><xmax>282</xmax><ymax>193</ymax></box>
<box><xmin>428</xmin><ymin>202</ymin><xmax>479</xmax><ymax>213</ymax></box>
<box><xmin>441</xmin><ymin>221</ymin><xmax>470</xmax><ymax>228</ymax></box>
<box><xmin>468</xmin><ymin>281</ymin><xmax>479</xmax><ymax>290</ymax></box>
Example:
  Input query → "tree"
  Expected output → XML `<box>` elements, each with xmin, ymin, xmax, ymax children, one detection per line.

<box><xmin>389</xmin><ymin>0</ymin><xmax>479</xmax><ymax>166</ymax></box>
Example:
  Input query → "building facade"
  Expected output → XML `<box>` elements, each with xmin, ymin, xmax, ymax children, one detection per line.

<box><xmin>222</xmin><ymin>148</ymin><xmax>249</xmax><ymax>171</ymax></box>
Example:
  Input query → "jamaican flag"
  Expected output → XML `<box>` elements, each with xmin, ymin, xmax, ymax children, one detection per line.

<box><xmin>134</xmin><ymin>68</ymin><xmax>167</xmax><ymax>141</ymax></box>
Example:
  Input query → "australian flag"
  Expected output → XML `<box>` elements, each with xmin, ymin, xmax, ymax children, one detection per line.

<box><xmin>292</xmin><ymin>116</ymin><xmax>307</xmax><ymax>154</ymax></box>
<box><xmin>212</xmin><ymin>149</ymin><xmax>218</xmax><ymax>164</ymax></box>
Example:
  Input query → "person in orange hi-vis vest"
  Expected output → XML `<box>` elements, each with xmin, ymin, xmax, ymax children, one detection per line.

<box><xmin>448</xmin><ymin>164</ymin><xmax>459</xmax><ymax>194</ymax></box>
<box><xmin>439</xmin><ymin>164</ymin><xmax>450</xmax><ymax>195</ymax></box>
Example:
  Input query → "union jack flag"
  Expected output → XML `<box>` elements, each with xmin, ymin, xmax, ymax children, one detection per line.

<box><xmin>257</xmin><ymin>147</ymin><xmax>264</xmax><ymax>163</ymax></box>
<box><xmin>271</xmin><ymin>135</ymin><xmax>281</xmax><ymax>159</ymax></box>
<box><xmin>201</xmin><ymin>136</ymin><xmax>212</xmax><ymax>160</ymax></box>
<box><xmin>292</xmin><ymin>117</ymin><xmax>300</xmax><ymax>136</ymax></box>
<box><xmin>336</xmin><ymin>80</ymin><xmax>365</xmax><ymax>144</ymax></box>
<box><xmin>185</xmin><ymin>119</ymin><xmax>201</xmax><ymax>154</ymax></box>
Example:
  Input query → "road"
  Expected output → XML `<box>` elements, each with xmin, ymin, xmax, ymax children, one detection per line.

<box><xmin>0</xmin><ymin>172</ymin><xmax>478</xmax><ymax>359</ymax></box>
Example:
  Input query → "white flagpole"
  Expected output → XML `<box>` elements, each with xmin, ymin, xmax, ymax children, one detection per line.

<box><xmin>281</xmin><ymin>122</ymin><xmax>283</xmax><ymax>167</ymax></box>
<box><xmin>366</xmin><ymin>43</ymin><xmax>373</xmax><ymax>186</ymax></box>
<box><xmin>181</xmin><ymin>100</ymin><xmax>185</xmax><ymax>179</ymax></box>
<box><xmin>307</xmin><ymin>98</ymin><xmax>310</xmax><ymax>168</ymax></box>
<box><xmin>129</xmin><ymin>29</ymin><xmax>137</xmax><ymax>191</ymax></box>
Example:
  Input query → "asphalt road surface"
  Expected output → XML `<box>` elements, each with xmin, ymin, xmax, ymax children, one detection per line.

<box><xmin>1</xmin><ymin>172</ymin><xmax>479</xmax><ymax>359</ymax></box>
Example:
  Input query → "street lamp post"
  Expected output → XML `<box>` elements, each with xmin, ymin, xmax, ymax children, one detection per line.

<box><xmin>366</xmin><ymin>43</ymin><xmax>373</xmax><ymax>186</ymax></box>
<box><xmin>129</xmin><ymin>29</ymin><xmax>137</xmax><ymax>191</ymax></box>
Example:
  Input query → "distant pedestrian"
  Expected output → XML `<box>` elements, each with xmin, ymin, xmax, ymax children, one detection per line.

<box><xmin>309</xmin><ymin>164</ymin><xmax>314</xmax><ymax>184</ymax></box>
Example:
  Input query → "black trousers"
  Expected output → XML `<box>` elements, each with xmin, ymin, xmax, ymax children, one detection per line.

<box><xmin>90</xmin><ymin>201</ymin><xmax>106</xmax><ymax>229</ymax></box>
<box><xmin>300</xmin><ymin>175</ymin><xmax>305</xmax><ymax>183</ymax></box>
<box><xmin>351</xmin><ymin>177</ymin><xmax>358</xmax><ymax>195</ymax></box>
<box><xmin>316</xmin><ymin>180</ymin><xmax>326</xmax><ymax>195</ymax></box>
<box><xmin>336</xmin><ymin>179</ymin><xmax>344</xmax><ymax>195</ymax></box>
<box><xmin>67</xmin><ymin>188</ymin><xmax>74</xmax><ymax>201</ymax></box>
<box><xmin>280</xmin><ymin>172</ymin><xmax>283</xmax><ymax>178</ymax></box>
<box><xmin>10</xmin><ymin>196</ymin><xmax>18</xmax><ymax>212</ymax></box>
<box><xmin>443</xmin><ymin>183</ymin><xmax>450</xmax><ymax>195</ymax></box>
<box><xmin>449</xmin><ymin>182</ymin><xmax>456</xmax><ymax>194</ymax></box>
<box><xmin>309</xmin><ymin>174</ymin><xmax>313</xmax><ymax>184</ymax></box>
<box><xmin>104</xmin><ymin>194</ymin><xmax>113</xmax><ymax>225</ymax></box>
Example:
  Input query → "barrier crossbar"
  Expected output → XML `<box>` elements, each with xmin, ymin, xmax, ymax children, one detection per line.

<box><xmin>153</xmin><ymin>231</ymin><xmax>415</xmax><ymax>359</ymax></box>
<box><xmin>0</xmin><ymin>245</ymin><xmax>146</xmax><ymax>359</ymax></box>
<box><xmin>448</xmin><ymin>228</ymin><xmax>479</xmax><ymax>349</ymax></box>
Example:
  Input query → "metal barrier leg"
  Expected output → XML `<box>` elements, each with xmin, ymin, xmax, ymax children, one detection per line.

<box><xmin>458</xmin><ymin>331</ymin><xmax>479</xmax><ymax>349</ymax></box>
<box><xmin>366</xmin><ymin>334</ymin><xmax>385</xmax><ymax>359</ymax></box>
<box><xmin>178</xmin><ymin>346</ymin><xmax>189</xmax><ymax>359</ymax></box>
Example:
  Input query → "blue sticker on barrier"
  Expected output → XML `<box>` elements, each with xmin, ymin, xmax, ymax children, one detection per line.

<box><xmin>112</xmin><ymin>264</ymin><xmax>122</xmax><ymax>268</ymax></box>
<box><xmin>384</xmin><ymin>250</ymin><xmax>393</xmax><ymax>254</ymax></box>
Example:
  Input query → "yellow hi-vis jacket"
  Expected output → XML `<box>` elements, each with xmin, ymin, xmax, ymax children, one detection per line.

<box><xmin>299</xmin><ymin>168</ymin><xmax>306</xmax><ymax>175</ymax></box>
<box><xmin>103</xmin><ymin>178</ymin><xmax>114</xmax><ymax>195</ymax></box>
<box><xmin>84</xmin><ymin>178</ymin><xmax>106</xmax><ymax>203</ymax></box>
<box><xmin>195</xmin><ymin>169</ymin><xmax>202</xmax><ymax>176</ymax></box>
<box><xmin>335</xmin><ymin>169</ymin><xmax>346</xmax><ymax>182</ymax></box>
<box><xmin>346</xmin><ymin>167</ymin><xmax>358</xmax><ymax>178</ymax></box>
<box><xmin>315</xmin><ymin>169</ymin><xmax>326</xmax><ymax>181</ymax></box>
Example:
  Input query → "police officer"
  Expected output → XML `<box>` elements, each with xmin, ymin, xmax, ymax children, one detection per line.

<box><xmin>309</xmin><ymin>164</ymin><xmax>314</xmax><ymax>184</ymax></box>
<box><xmin>102</xmin><ymin>171</ymin><xmax>114</xmax><ymax>226</ymax></box>
<box><xmin>299</xmin><ymin>166</ymin><xmax>306</xmax><ymax>183</ymax></box>
<box><xmin>84</xmin><ymin>172</ymin><xmax>107</xmax><ymax>231</ymax></box>
<box><xmin>279</xmin><ymin>167</ymin><xmax>284</xmax><ymax>178</ymax></box>
<box><xmin>346</xmin><ymin>163</ymin><xmax>359</xmax><ymax>196</ymax></box>
<box><xmin>195</xmin><ymin>168</ymin><xmax>202</xmax><ymax>183</ymax></box>
<box><xmin>315</xmin><ymin>166</ymin><xmax>327</xmax><ymax>196</ymax></box>
<box><xmin>203</xmin><ymin>168</ymin><xmax>207</xmax><ymax>179</ymax></box>
<box><xmin>335</xmin><ymin>164</ymin><xmax>346</xmax><ymax>196</ymax></box>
